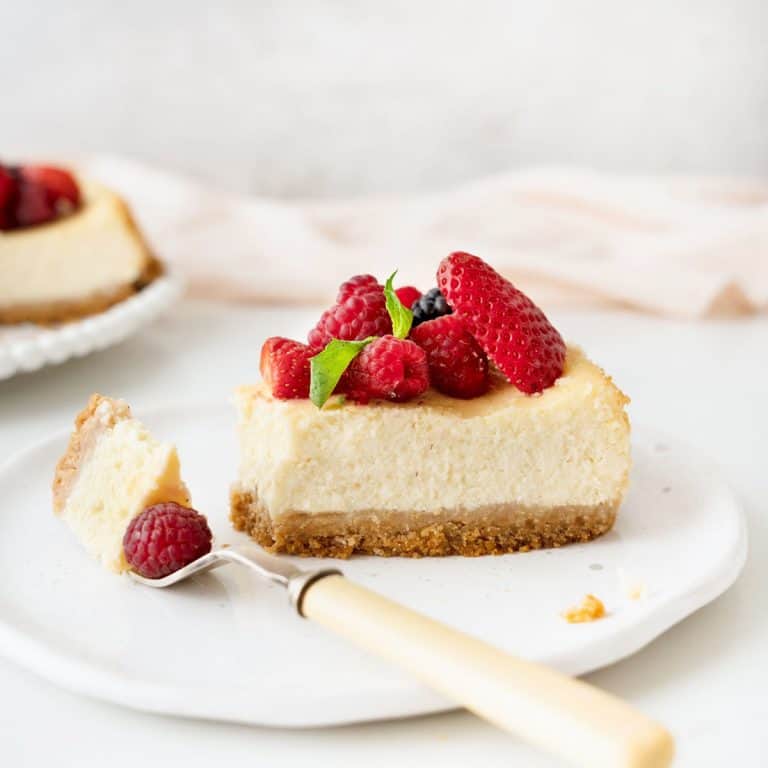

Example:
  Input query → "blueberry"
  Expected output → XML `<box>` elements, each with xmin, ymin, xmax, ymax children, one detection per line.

<box><xmin>411</xmin><ymin>287</ymin><xmax>452</xmax><ymax>327</ymax></box>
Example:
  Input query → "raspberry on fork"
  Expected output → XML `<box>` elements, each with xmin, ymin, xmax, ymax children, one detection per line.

<box><xmin>123</xmin><ymin>502</ymin><xmax>213</xmax><ymax>579</ymax></box>
<box><xmin>340</xmin><ymin>336</ymin><xmax>429</xmax><ymax>403</ymax></box>
<box><xmin>410</xmin><ymin>315</ymin><xmax>489</xmax><ymax>399</ymax></box>
<box><xmin>260</xmin><ymin>337</ymin><xmax>313</xmax><ymax>399</ymax></box>
<box><xmin>438</xmin><ymin>252</ymin><xmax>565</xmax><ymax>394</ymax></box>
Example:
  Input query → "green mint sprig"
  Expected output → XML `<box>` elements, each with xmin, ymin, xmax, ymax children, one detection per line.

<box><xmin>310</xmin><ymin>337</ymin><xmax>374</xmax><ymax>408</ymax></box>
<box><xmin>384</xmin><ymin>270</ymin><xmax>413</xmax><ymax>339</ymax></box>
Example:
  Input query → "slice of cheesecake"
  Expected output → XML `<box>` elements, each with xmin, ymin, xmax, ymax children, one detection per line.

<box><xmin>0</xmin><ymin>171</ymin><xmax>157</xmax><ymax>324</ymax></box>
<box><xmin>231</xmin><ymin>347</ymin><xmax>630</xmax><ymax>558</ymax></box>
<box><xmin>232</xmin><ymin>253</ymin><xmax>630</xmax><ymax>558</ymax></box>
<box><xmin>53</xmin><ymin>395</ymin><xmax>190</xmax><ymax>572</ymax></box>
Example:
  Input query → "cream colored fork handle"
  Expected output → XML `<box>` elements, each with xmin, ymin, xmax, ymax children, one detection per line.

<box><xmin>302</xmin><ymin>575</ymin><xmax>674</xmax><ymax>768</ymax></box>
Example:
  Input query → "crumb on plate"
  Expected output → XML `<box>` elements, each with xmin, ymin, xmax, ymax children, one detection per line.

<box><xmin>563</xmin><ymin>594</ymin><xmax>606</xmax><ymax>623</ymax></box>
<box><xmin>617</xmin><ymin>567</ymin><xmax>648</xmax><ymax>601</ymax></box>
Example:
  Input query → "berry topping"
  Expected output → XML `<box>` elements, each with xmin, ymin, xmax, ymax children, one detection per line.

<box><xmin>340</xmin><ymin>335</ymin><xmax>429</xmax><ymax>403</ymax></box>
<box><xmin>411</xmin><ymin>287</ymin><xmax>452</xmax><ymax>328</ymax></box>
<box><xmin>410</xmin><ymin>315</ymin><xmax>489</xmax><ymax>399</ymax></box>
<box><xmin>438</xmin><ymin>252</ymin><xmax>565</xmax><ymax>393</ymax></box>
<box><xmin>14</xmin><ymin>175</ymin><xmax>57</xmax><ymax>228</ymax></box>
<box><xmin>0</xmin><ymin>167</ymin><xmax>18</xmax><ymax>231</ymax></box>
<box><xmin>123</xmin><ymin>502</ymin><xmax>213</xmax><ymax>579</ymax></box>
<box><xmin>260</xmin><ymin>337</ymin><xmax>313</xmax><ymax>399</ymax></box>
<box><xmin>337</xmin><ymin>274</ymin><xmax>381</xmax><ymax>303</ymax></box>
<box><xmin>394</xmin><ymin>285</ymin><xmax>422</xmax><ymax>310</ymax></box>
<box><xmin>23</xmin><ymin>165</ymin><xmax>81</xmax><ymax>209</ymax></box>
<box><xmin>0</xmin><ymin>163</ymin><xmax>81</xmax><ymax>230</ymax></box>
<box><xmin>308</xmin><ymin>279</ymin><xmax>392</xmax><ymax>350</ymax></box>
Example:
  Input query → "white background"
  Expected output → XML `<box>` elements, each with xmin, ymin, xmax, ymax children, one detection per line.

<box><xmin>1</xmin><ymin>303</ymin><xmax>766</xmax><ymax>767</ymax></box>
<box><xmin>3</xmin><ymin>1</ymin><xmax>768</xmax><ymax>196</ymax></box>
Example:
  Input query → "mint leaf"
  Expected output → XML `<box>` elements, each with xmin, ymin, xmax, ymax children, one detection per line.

<box><xmin>384</xmin><ymin>271</ymin><xmax>413</xmax><ymax>339</ymax></box>
<box><xmin>310</xmin><ymin>338</ymin><xmax>374</xmax><ymax>409</ymax></box>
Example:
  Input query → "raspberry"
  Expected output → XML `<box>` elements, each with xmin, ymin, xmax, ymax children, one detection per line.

<box><xmin>340</xmin><ymin>336</ymin><xmax>429</xmax><ymax>403</ymax></box>
<box><xmin>438</xmin><ymin>252</ymin><xmax>565</xmax><ymax>394</ymax></box>
<box><xmin>123</xmin><ymin>502</ymin><xmax>213</xmax><ymax>579</ymax></box>
<box><xmin>337</xmin><ymin>274</ymin><xmax>381</xmax><ymax>303</ymax></box>
<box><xmin>22</xmin><ymin>165</ymin><xmax>80</xmax><ymax>209</ymax></box>
<box><xmin>394</xmin><ymin>285</ymin><xmax>422</xmax><ymax>310</ymax></box>
<box><xmin>411</xmin><ymin>287</ymin><xmax>452</xmax><ymax>328</ymax></box>
<box><xmin>308</xmin><ymin>284</ymin><xmax>391</xmax><ymax>350</ymax></box>
<box><xmin>260</xmin><ymin>337</ymin><xmax>313</xmax><ymax>399</ymax></box>
<box><xmin>410</xmin><ymin>315</ymin><xmax>489</xmax><ymax>399</ymax></box>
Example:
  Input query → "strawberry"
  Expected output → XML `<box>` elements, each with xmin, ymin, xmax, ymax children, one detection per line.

<box><xmin>437</xmin><ymin>252</ymin><xmax>565</xmax><ymax>393</ymax></box>
<box><xmin>260</xmin><ymin>337</ymin><xmax>313</xmax><ymax>399</ymax></box>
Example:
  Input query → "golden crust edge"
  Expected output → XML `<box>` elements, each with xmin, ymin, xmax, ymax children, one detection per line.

<box><xmin>230</xmin><ymin>489</ymin><xmax>620</xmax><ymax>559</ymax></box>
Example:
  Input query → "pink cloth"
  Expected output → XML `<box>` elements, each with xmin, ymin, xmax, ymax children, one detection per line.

<box><xmin>82</xmin><ymin>155</ymin><xmax>768</xmax><ymax>318</ymax></box>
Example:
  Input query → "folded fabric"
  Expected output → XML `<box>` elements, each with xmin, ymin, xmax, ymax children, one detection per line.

<box><xmin>81</xmin><ymin>155</ymin><xmax>768</xmax><ymax>318</ymax></box>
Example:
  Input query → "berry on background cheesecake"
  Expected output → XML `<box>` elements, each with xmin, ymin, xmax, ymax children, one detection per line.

<box><xmin>0</xmin><ymin>162</ymin><xmax>158</xmax><ymax>324</ymax></box>
<box><xmin>231</xmin><ymin>252</ymin><xmax>630</xmax><ymax>558</ymax></box>
<box><xmin>53</xmin><ymin>395</ymin><xmax>212</xmax><ymax>576</ymax></box>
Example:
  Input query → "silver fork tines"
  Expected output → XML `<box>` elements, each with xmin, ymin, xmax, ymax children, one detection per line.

<box><xmin>128</xmin><ymin>544</ymin><xmax>341</xmax><ymax>616</ymax></box>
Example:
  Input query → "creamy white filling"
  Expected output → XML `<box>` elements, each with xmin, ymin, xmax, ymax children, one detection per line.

<box><xmin>235</xmin><ymin>349</ymin><xmax>630</xmax><ymax>520</ymax></box>
<box><xmin>0</xmin><ymin>183</ymin><xmax>147</xmax><ymax>305</ymax></box>
<box><xmin>61</xmin><ymin>419</ymin><xmax>188</xmax><ymax>572</ymax></box>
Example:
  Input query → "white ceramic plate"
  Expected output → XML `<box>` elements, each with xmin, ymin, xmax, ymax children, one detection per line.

<box><xmin>0</xmin><ymin>274</ymin><xmax>182</xmax><ymax>381</ymax></box>
<box><xmin>0</xmin><ymin>405</ymin><xmax>746</xmax><ymax>727</ymax></box>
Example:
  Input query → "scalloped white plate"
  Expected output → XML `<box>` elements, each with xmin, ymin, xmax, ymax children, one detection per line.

<box><xmin>0</xmin><ymin>406</ymin><xmax>747</xmax><ymax>727</ymax></box>
<box><xmin>0</xmin><ymin>274</ymin><xmax>182</xmax><ymax>381</ymax></box>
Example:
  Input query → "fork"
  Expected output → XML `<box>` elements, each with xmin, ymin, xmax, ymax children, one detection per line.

<box><xmin>131</xmin><ymin>543</ymin><xmax>674</xmax><ymax>768</ymax></box>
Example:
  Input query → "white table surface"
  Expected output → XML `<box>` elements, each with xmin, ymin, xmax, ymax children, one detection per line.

<box><xmin>1</xmin><ymin>301</ymin><xmax>766</xmax><ymax>767</ymax></box>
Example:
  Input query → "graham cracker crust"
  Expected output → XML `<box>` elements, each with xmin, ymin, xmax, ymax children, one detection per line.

<box><xmin>0</xmin><ymin>257</ymin><xmax>163</xmax><ymax>325</ymax></box>
<box><xmin>230</xmin><ymin>489</ymin><xmax>618</xmax><ymax>558</ymax></box>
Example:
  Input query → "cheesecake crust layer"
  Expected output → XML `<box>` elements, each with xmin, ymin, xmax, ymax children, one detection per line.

<box><xmin>0</xmin><ymin>257</ymin><xmax>162</xmax><ymax>325</ymax></box>
<box><xmin>230</xmin><ymin>489</ymin><xmax>618</xmax><ymax>559</ymax></box>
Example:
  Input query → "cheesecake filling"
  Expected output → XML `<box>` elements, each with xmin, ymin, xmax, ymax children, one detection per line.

<box><xmin>0</xmin><ymin>182</ymin><xmax>151</xmax><ymax>309</ymax></box>
<box><xmin>54</xmin><ymin>397</ymin><xmax>189</xmax><ymax>572</ymax></box>
<box><xmin>234</xmin><ymin>348</ymin><xmax>630</xmax><ymax>522</ymax></box>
